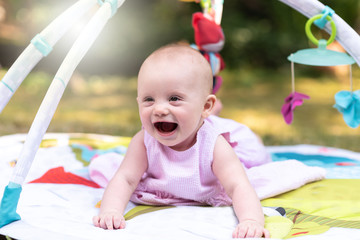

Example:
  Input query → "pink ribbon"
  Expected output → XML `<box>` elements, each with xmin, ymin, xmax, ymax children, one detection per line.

<box><xmin>281</xmin><ymin>92</ymin><xmax>310</xmax><ymax>124</ymax></box>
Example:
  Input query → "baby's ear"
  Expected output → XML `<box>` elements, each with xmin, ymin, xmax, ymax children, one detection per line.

<box><xmin>202</xmin><ymin>94</ymin><xmax>217</xmax><ymax>118</ymax></box>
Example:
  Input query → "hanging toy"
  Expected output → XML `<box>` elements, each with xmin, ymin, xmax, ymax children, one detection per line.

<box><xmin>182</xmin><ymin>0</ymin><xmax>225</xmax><ymax>94</ymax></box>
<box><xmin>281</xmin><ymin>56</ymin><xmax>310</xmax><ymax>125</ymax></box>
<box><xmin>192</xmin><ymin>11</ymin><xmax>224</xmax><ymax>53</ymax></box>
<box><xmin>192</xmin><ymin>11</ymin><xmax>225</xmax><ymax>93</ymax></box>
<box><xmin>283</xmin><ymin>6</ymin><xmax>356</xmax><ymax>126</ymax></box>
<box><xmin>281</xmin><ymin>92</ymin><xmax>310</xmax><ymax>125</ymax></box>
<box><xmin>333</xmin><ymin>90</ymin><xmax>360</xmax><ymax>128</ymax></box>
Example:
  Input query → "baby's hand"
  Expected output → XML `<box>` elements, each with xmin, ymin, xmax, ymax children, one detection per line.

<box><xmin>93</xmin><ymin>210</ymin><xmax>126</xmax><ymax>230</ymax></box>
<box><xmin>233</xmin><ymin>219</ymin><xmax>270</xmax><ymax>238</ymax></box>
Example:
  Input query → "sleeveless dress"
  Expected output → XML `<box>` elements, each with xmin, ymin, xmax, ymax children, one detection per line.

<box><xmin>130</xmin><ymin>115</ymin><xmax>271</xmax><ymax>206</ymax></box>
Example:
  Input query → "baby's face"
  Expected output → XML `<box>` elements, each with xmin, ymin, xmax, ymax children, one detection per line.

<box><xmin>137</xmin><ymin>48</ymin><xmax>213</xmax><ymax>151</ymax></box>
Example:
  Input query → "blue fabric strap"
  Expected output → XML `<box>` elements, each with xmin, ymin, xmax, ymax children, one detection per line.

<box><xmin>31</xmin><ymin>34</ymin><xmax>52</xmax><ymax>57</ymax></box>
<box><xmin>314</xmin><ymin>6</ymin><xmax>335</xmax><ymax>29</ymax></box>
<box><xmin>0</xmin><ymin>184</ymin><xmax>22</xmax><ymax>228</ymax></box>
<box><xmin>208</xmin><ymin>52</ymin><xmax>219</xmax><ymax>75</ymax></box>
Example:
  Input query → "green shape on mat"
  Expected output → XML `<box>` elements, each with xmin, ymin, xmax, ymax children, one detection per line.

<box><xmin>124</xmin><ymin>205</ymin><xmax>175</xmax><ymax>220</ymax></box>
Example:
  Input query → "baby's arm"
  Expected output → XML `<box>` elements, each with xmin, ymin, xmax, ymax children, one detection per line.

<box><xmin>212</xmin><ymin>135</ymin><xmax>270</xmax><ymax>238</ymax></box>
<box><xmin>93</xmin><ymin>130</ymin><xmax>148</xmax><ymax>230</ymax></box>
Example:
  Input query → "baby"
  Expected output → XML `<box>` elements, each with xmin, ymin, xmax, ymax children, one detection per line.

<box><xmin>93</xmin><ymin>44</ymin><xmax>271</xmax><ymax>238</ymax></box>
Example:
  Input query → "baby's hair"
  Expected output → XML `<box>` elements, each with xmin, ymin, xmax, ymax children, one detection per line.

<box><xmin>144</xmin><ymin>43</ymin><xmax>214</xmax><ymax>94</ymax></box>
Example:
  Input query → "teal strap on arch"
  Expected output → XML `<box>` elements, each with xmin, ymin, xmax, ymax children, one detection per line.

<box><xmin>1</xmin><ymin>81</ymin><xmax>14</xmax><ymax>93</ymax></box>
<box><xmin>0</xmin><ymin>183</ymin><xmax>22</xmax><ymax>228</ymax></box>
<box><xmin>314</xmin><ymin>6</ymin><xmax>335</xmax><ymax>29</ymax></box>
<box><xmin>55</xmin><ymin>77</ymin><xmax>66</xmax><ymax>88</ymax></box>
<box><xmin>98</xmin><ymin>0</ymin><xmax>118</xmax><ymax>17</ymax></box>
<box><xmin>31</xmin><ymin>34</ymin><xmax>52</xmax><ymax>57</ymax></box>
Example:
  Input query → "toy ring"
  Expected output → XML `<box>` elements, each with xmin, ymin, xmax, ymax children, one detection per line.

<box><xmin>305</xmin><ymin>14</ymin><xmax>337</xmax><ymax>46</ymax></box>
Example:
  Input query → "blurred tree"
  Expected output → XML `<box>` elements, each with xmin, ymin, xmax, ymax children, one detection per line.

<box><xmin>0</xmin><ymin>0</ymin><xmax>359</xmax><ymax>75</ymax></box>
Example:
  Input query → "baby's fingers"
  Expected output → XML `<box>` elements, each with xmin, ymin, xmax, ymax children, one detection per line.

<box><xmin>113</xmin><ymin>216</ymin><xmax>126</xmax><ymax>229</ymax></box>
<box><xmin>99</xmin><ymin>215</ymin><xmax>115</xmax><ymax>230</ymax></box>
<box><xmin>252</xmin><ymin>228</ymin><xmax>265</xmax><ymax>238</ymax></box>
<box><xmin>233</xmin><ymin>224</ymin><xmax>248</xmax><ymax>238</ymax></box>
<box><xmin>232</xmin><ymin>221</ymin><xmax>269</xmax><ymax>238</ymax></box>
<box><xmin>263</xmin><ymin>228</ymin><xmax>271</xmax><ymax>238</ymax></box>
<box><xmin>92</xmin><ymin>216</ymin><xmax>100</xmax><ymax>227</ymax></box>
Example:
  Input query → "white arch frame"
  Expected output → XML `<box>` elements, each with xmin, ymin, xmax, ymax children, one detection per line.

<box><xmin>0</xmin><ymin>0</ymin><xmax>125</xmax><ymax>228</ymax></box>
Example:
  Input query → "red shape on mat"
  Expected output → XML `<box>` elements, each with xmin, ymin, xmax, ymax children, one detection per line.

<box><xmin>292</xmin><ymin>231</ymin><xmax>309</xmax><ymax>236</ymax></box>
<box><xmin>336</xmin><ymin>162</ymin><xmax>356</xmax><ymax>166</ymax></box>
<box><xmin>29</xmin><ymin>166</ymin><xmax>101</xmax><ymax>188</ymax></box>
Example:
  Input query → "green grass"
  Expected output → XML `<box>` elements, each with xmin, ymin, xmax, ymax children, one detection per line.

<box><xmin>1</xmin><ymin>66</ymin><xmax>359</xmax><ymax>152</ymax></box>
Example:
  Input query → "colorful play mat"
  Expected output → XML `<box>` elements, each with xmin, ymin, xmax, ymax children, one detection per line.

<box><xmin>0</xmin><ymin>133</ymin><xmax>359</xmax><ymax>240</ymax></box>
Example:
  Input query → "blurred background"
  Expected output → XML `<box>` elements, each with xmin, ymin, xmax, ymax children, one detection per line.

<box><xmin>0</xmin><ymin>0</ymin><xmax>359</xmax><ymax>151</ymax></box>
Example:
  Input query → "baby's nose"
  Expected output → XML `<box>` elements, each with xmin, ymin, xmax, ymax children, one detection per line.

<box><xmin>153</xmin><ymin>103</ymin><xmax>169</xmax><ymax>116</ymax></box>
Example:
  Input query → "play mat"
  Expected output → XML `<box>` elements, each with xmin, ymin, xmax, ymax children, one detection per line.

<box><xmin>0</xmin><ymin>133</ymin><xmax>359</xmax><ymax>240</ymax></box>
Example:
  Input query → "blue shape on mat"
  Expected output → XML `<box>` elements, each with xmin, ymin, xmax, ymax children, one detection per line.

<box><xmin>272</xmin><ymin>152</ymin><xmax>360</xmax><ymax>179</ymax></box>
<box><xmin>71</xmin><ymin>143</ymin><xmax>127</xmax><ymax>162</ymax></box>
<box><xmin>272</xmin><ymin>152</ymin><xmax>358</xmax><ymax>166</ymax></box>
<box><xmin>0</xmin><ymin>184</ymin><xmax>22</xmax><ymax>228</ymax></box>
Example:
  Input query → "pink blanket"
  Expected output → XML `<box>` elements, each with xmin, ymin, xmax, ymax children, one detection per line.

<box><xmin>89</xmin><ymin>153</ymin><xmax>326</xmax><ymax>200</ymax></box>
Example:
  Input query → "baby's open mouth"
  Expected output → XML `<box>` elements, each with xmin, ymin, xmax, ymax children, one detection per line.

<box><xmin>154</xmin><ymin>122</ymin><xmax>178</xmax><ymax>133</ymax></box>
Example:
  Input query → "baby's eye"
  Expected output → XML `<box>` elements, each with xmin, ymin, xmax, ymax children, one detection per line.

<box><xmin>169</xmin><ymin>96</ymin><xmax>181</xmax><ymax>102</ymax></box>
<box><xmin>143</xmin><ymin>97</ymin><xmax>154</xmax><ymax>102</ymax></box>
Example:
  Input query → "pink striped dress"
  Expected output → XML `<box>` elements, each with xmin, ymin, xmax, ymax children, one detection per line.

<box><xmin>130</xmin><ymin>115</ymin><xmax>271</xmax><ymax>206</ymax></box>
